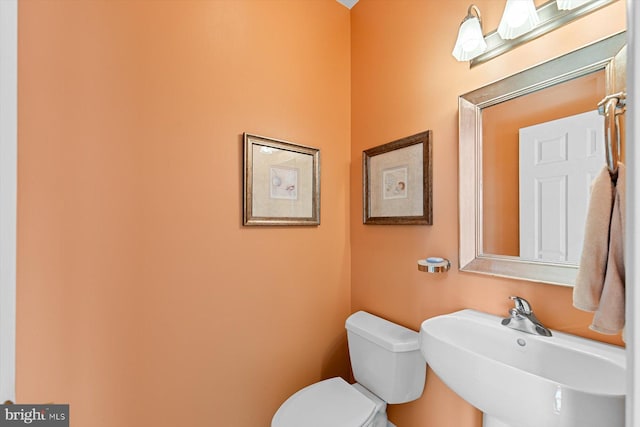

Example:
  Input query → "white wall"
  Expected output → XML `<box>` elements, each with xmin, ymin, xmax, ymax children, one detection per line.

<box><xmin>0</xmin><ymin>0</ymin><xmax>17</xmax><ymax>403</ymax></box>
<box><xmin>627</xmin><ymin>1</ymin><xmax>639</xmax><ymax>425</ymax></box>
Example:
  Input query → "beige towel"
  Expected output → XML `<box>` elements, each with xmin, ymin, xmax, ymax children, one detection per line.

<box><xmin>591</xmin><ymin>163</ymin><xmax>625</xmax><ymax>334</ymax></box>
<box><xmin>573</xmin><ymin>163</ymin><xmax>626</xmax><ymax>335</ymax></box>
<box><xmin>573</xmin><ymin>166</ymin><xmax>615</xmax><ymax>311</ymax></box>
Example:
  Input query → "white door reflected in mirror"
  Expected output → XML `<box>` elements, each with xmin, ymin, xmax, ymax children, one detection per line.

<box><xmin>519</xmin><ymin>110</ymin><xmax>605</xmax><ymax>264</ymax></box>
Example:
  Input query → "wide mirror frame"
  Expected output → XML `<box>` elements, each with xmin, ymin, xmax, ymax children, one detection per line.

<box><xmin>459</xmin><ymin>32</ymin><xmax>626</xmax><ymax>287</ymax></box>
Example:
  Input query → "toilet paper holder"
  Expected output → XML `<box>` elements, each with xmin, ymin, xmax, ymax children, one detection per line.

<box><xmin>417</xmin><ymin>257</ymin><xmax>451</xmax><ymax>273</ymax></box>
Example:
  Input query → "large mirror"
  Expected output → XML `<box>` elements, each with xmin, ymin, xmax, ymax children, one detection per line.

<box><xmin>459</xmin><ymin>32</ymin><xmax>626</xmax><ymax>286</ymax></box>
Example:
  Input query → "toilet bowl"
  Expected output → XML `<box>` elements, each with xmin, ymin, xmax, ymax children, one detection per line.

<box><xmin>271</xmin><ymin>311</ymin><xmax>426</xmax><ymax>427</ymax></box>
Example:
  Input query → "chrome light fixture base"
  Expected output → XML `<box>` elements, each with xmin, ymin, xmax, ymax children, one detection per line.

<box><xmin>470</xmin><ymin>0</ymin><xmax>619</xmax><ymax>67</ymax></box>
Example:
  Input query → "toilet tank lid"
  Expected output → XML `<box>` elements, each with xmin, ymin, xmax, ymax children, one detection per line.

<box><xmin>345</xmin><ymin>311</ymin><xmax>419</xmax><ymax>352</ymax></box>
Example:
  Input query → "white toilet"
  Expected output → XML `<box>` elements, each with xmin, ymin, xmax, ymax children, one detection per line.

<box><xmin>272</xmin><ymin>311</ymin><xmax>426</xmax><ymax>427</ymax></box>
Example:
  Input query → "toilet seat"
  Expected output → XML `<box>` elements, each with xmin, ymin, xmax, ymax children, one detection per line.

<box><xmin>271</xmin><ymin>377</ymin><xmax>377</xmax><ymax>427</ymax></box>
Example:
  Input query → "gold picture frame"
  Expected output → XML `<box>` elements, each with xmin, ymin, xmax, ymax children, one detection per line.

<box><xmin>363</xmin><ymin>131</ymin><xmax>433</xmax><ymax>225</ymax></box>
<box><xmin>243</xmin><ymin>133</ymin><xmax>320</xmax><ymax>226</ymax></box>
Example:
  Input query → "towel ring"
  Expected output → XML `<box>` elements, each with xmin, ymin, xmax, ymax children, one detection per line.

<box><xmin>598</xmin><ymin>92</ymin><xmax>626</xmax><ymax>177</ymax></box>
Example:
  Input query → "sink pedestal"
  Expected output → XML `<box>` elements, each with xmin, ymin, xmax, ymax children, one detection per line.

<box><xmin>483</xmin><ymin>415</ymin><xmax>512</xmax><ymax>427</ymax></box>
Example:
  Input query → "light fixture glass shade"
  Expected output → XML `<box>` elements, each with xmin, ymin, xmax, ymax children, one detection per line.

<box><xmin>556</xmin><ymin>0</ymin><xmax>591</xmax><ymax>10</ymax></box>
<box><xmin>452</xmin><ymin>16</ymin><xmax>487</xmax><ymax>61</ymax></box>
<box><xmin>497</xmin><ymin>0</ymin><xmax>540</xmax><ymax>40</ymax></box>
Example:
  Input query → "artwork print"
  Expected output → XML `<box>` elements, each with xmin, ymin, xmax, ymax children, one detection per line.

<box><xmin>270</xmin><ymin>166</ymin><xmax>299</xmax><ymax>200</ymax></box>
<box><xmin>383</xmin><ymin>166</ymin><xmax>408</xmax><ymax>200</ymax></box>
<box><xmin>243</xmin><ymin>133</ymin><xmax>320</xmax><ymax>226</ymax></box>
<box><xmin>363</xmin><ymin>131</ymin><xmax>432</xmax><ymax>225</ymax></box>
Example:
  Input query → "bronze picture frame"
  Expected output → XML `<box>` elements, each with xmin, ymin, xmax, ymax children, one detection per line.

<box><xmin>363</xmin><ymin>131</ymin><xmax>432</xmax><ymax>225</ymax></box>
<box><xmin>243</xmin><ymin>133</ymin><xmax>320</xmax><ymax>226</ymax></box>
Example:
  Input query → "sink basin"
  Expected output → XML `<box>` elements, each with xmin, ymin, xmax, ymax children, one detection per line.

<box><xmin>420</xmin><ymin>309</ymin><xmax>625</xmax><ymax>427</ymax></box>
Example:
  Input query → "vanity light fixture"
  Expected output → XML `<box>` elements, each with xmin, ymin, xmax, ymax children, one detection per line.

<box><xmin>454</xmin><ymin>0</ymin><xmax>617</xmax><ymax>67</ymax></box>
<box><xmin>452</xmin><ymin>4</ymin><xmax>487</xmax><ymax>61</ymax></box>
<box><xmin>556</xmin><ymin>0</ymin><xmax>592</xmax><ymax>9</ymax></box>
<box><xmin>497</xmin><ymin>0</ymin><xmax>540</xmax><ymax>40</ymax></box>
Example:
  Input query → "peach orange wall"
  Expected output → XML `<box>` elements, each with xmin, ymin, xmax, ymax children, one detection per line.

<box><xmin>17</xmin><ymin>1</ymin><xmax>351</xmax><ymax>426</ymax></box>
<box><xmin>351</xmin><ymin>1</ymin><xmax>626</xmax><ymax>426</ymax></box>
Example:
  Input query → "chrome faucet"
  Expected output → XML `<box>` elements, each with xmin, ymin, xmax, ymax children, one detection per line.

<box><xmin>501</xmin><ymin>296</ymin><xmax>552</xmax><ymax>337</ymax></box>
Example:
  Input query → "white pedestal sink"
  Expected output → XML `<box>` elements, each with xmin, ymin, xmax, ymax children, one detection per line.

<box><xmin>420</xmin><ymin>309</ymin><xmax>625</xmax><ymax>427</ymax></box>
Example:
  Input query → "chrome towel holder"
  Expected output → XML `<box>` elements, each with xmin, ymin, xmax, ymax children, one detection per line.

<box><xmin>597</xmin><ymin>91</ymin><xmax>626</xmax><ymax>177</ymax></box>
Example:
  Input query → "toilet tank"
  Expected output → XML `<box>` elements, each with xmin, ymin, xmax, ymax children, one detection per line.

<box><xmin>345</xmin><ymin>311</ymin><xmax>426</xmax><ymax>404</ymax></box>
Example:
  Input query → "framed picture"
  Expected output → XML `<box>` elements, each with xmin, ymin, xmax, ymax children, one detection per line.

<box><xmin>363</xmin><ymin>130</ymin><xmax>432</xmax><ymax>225</ymax></box>
<box><xmin>243</xmin><ymin>133</ymin><xmax>320</xmax><ymax>226</ymax></box>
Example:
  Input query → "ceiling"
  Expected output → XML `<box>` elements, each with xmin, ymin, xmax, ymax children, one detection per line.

<box><xmin>337</xmin><ymin>0</ymin><xmax>359</xmax><ymax>9</ymax></box>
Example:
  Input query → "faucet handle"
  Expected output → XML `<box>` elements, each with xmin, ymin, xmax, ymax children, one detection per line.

<box><xmin>509</xmin><ymin>296</ymin><xmax>532</xmax><ymax>314</ymax></box>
